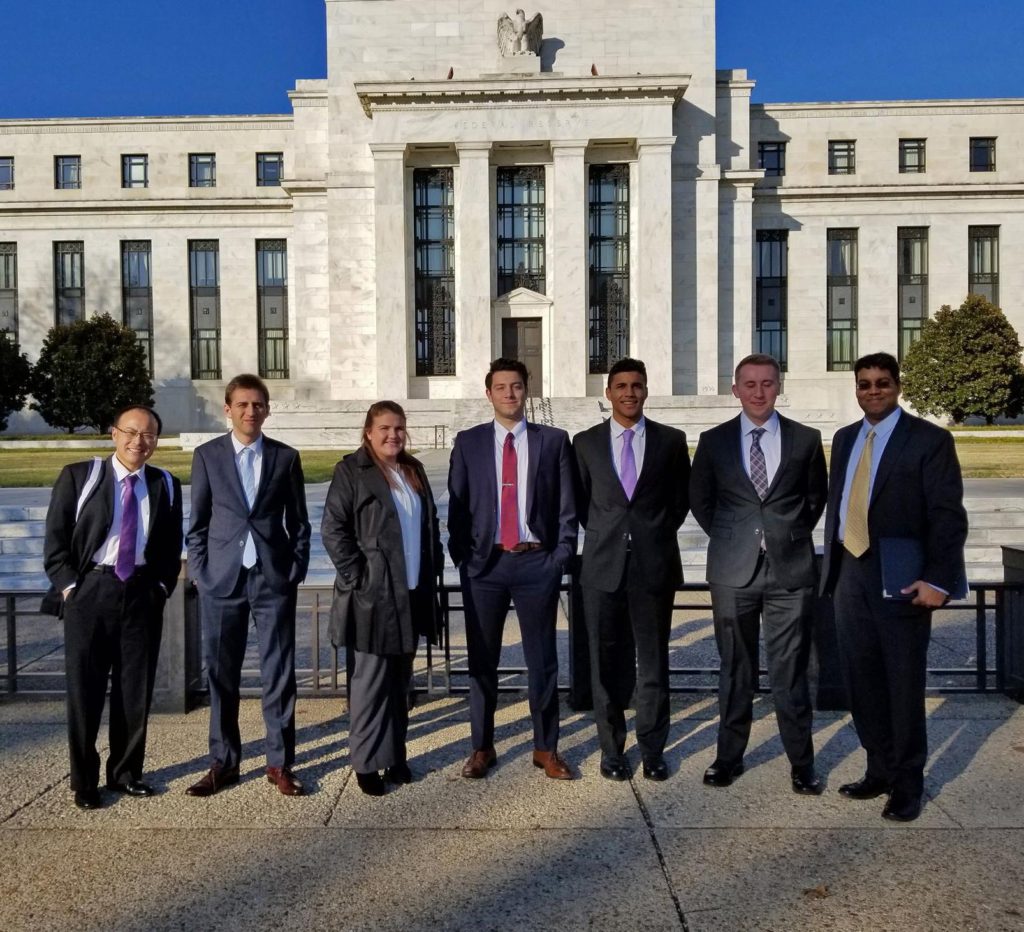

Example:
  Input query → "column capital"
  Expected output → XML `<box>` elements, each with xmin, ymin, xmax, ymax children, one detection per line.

<box><xmin>455</xmin><ymin>141</ymin><xmax>493</xmax><ymax>157</ymax></box>
<box><xmin>636</xmin><ymin>136</ymin><xmax>677</xmax><ymax>154</ymax></box>
<box><xmin>550</xmin><ymin>140</ymin><xmax>589</xmax><ymax>155</ymax></box>
<box><xmin>368</xmin><ymin>142</ymin><xmax>407</xmax><ymax>159</ymax></box>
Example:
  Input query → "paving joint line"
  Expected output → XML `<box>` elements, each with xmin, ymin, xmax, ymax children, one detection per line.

<box><xmin>629</xmin><ymin>776</ymin><xmax>689</xmax><ymax>931</ymax></box>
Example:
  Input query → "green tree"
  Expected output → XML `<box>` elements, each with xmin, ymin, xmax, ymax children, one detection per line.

<box><xmin>30</xmin><ymin>314</ymin><xmax>153</xmax><ymax>433</ymax></box>
<box><xmin>901</xmin><ymin>294</ymin><xmax>1024</xmax><ymax>424</ymax></box>
<box><xmin>0</xmin><ymin>336</ymin><xmax>32</xmax><ymax>432</ymax></box>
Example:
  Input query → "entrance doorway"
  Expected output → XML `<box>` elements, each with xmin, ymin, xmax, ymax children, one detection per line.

<box><xmin>501</xmin><ymin>317</ymin><xmax>543</xmax><ymax>395</ymax></box>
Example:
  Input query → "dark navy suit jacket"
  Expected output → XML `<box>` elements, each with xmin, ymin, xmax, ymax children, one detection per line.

<box><xmin>446</xmin><ymin>421</ymin><xmax>577</xmax><ymax>577</ymax></box>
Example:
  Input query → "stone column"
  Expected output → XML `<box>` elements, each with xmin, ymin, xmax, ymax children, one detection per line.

<box><xmin>550</xmin><ymin>141</ymin><xmax>589</xmax><ymax>398</ymax></box>
<box><xmin>370</xmin><ymin>143</ymin><xmax>409</xmax><ymax>398</ymax></box>
<box><xmin>719</xmin><ymin>171</ymin><xmax>759</xmax><ymax>392</ymax></box>
<box><xmin>455</xmin><ymin>142</ymin><xmax>493</xmax><ymax>393</ymax></box>
<box><xmin>694</xmin><ymin>164</ymin><xmax>721</xmax><ymax>394</ymax></box>
<box><xmin>634</xmin><ymin>138</ymin><xmax>675</xmax><ymax>395</ymax></box>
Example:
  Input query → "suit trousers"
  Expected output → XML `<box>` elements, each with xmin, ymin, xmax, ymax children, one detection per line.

<box><xmin>461</xmin><ymin>548</ymin><xmax>563</xmax><ymax>751</ymax></box>
<box><xmin>709</xmin><ymin>552</ymin><xmax>815</xmax><ymax>769</ymax></box>
<box><xmin>583</xmin><ymin>565</ymin><xmax>674</xmax><ymax>763</ymax></box>
<box><xmin>63</xmin><ymin>568</ymin><xmax>164</xmax><ymax>791</ymax></box>
<box><xmin>832</xmin><ymin>549</ymin><xmax>931</xmax><ymax>796</ymax></box>
<box><xmin>199</xmin><ymin>564</ymin><xmax>298</xmax><ymax>770</ymax></box>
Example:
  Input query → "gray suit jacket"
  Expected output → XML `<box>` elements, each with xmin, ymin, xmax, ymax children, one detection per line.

<box><xmin>573</xmin><ymin>418</ymin><xmax>690</xmax><ymax>593</ymax></box>
<box><xmin>187</xmin><ymin>433</ymin><xmax>310</xmax><ymax>598</ymax></box>
<box><xmin>689</xmin><ymin>413</ymin><xmax>827</xmax><ymax>589</ymax></box>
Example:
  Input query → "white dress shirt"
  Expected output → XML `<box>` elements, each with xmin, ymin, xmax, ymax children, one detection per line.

<box><xmin>91</xmin><ymin>456</ymin><xmax>150</xmax><ymax>567</ymax></box>
<box><xmin>492</xmin><ymin>418</ymin><xmax>539</xmax><ymax>545</ymax></box>
<box><xmin>388</xmin><ymin>466</ymin><xmax>423</xmax><ymax>589</ymax></box>
<box><xmin>739</xmin><ymin>411</ymin><xmax>781</xmax><ymax>485</ymax></box>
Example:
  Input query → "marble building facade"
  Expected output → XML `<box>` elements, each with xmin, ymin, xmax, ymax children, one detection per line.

<box><xmin>0</xmin><ymin>0</ymin><xmax>1021</xmax><ymax>432</ymax></box>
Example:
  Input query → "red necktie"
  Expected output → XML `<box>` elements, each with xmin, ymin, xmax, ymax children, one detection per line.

<box><xmin>500</xmin><ymin>433</ymin><xmax>519</xmax><ymax>550</ymax></box>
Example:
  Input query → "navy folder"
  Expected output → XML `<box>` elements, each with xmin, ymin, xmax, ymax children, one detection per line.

<box><xmin>879</xmin><ymin>537</ymin><xmax>969</xmax><ymax>601</ymax></box>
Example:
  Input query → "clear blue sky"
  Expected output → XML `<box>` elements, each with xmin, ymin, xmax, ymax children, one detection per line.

<box><xmin>3</xmin><ymin>1</ymin><xmax>1022</xmax><ymax>119</ymax></box>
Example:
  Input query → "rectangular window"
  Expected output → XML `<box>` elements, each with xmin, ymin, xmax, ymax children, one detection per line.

<box><xmin>0</xmin><ymin>157</ymin><xmax>13</xmax><ymax>190</ymax></box>
<box><xmin>122</xmin><ymin>241</ymin><xmax>153</xmax><ymax>375</ymax></box>
<box><xmin>828</xmin><ymin>140</ymin><xmax>856</xmax><ymax>175</ymax></box>
<box><xmin>189</xmin><ymin>153</ymin><xmax>216</xmax><ymax>188</ymax></box>
<box><xmin>496</xmin><ymin>166</ymin><xmax>545</xmax><ymax>295</ymax></box>
<box><xmin>970</xmin><ymin>137</ymin><xmax>996</xmax><ymax>172</ymax></box>
<box><xmin>256</xmin><ymin>239</ymin><xmax>289</xmax><ymax>379</ymax></box>
<box><xmin>755</xmin><ymin>230</ymin><xmax>788</xmax><ymax>370</ymax></box>
<box><xmin>898</xmin><ymin>227</ymin><xmax>929</xmax><ymax>360</ymax></box>
<box><xmin>588</xmin><ymin>164</ymin><xmax>630</xmax><ymax>374</ymax></box>
<box><xmin>758</xmin><ymin>141</ymin><xmax>786</xmax><ymax>177</ymax></box>
<box><xmin>122</xmin><ymin>154</ymin><xmax>149</xmax><ymax>189</ymax></box>
<box><xmin>413</xmin><ymin>168</ymin><xmax>455</xmax><ymax>377</ymax></box>
<box><xmin>55</xmin><ymin>155</ymin><xmax>81</xmax><ymax>190</ymax></box>
<box><xmin>0</xmin><ymin>244</ymin><xmax>17</xmax><ymax>343</ymax></box>
<box><xmin>826</xmin><ymin>229</ymin><xmax>858</xmax><ymax>371</ymax></box>
<box><xmin>256</xmin><ymin>152</ymin><xmax>283</xmax><ymax>187</ymax></box>
<box><xmin>899</xmin><ymin>138</ymin><xmax>926</xmax><ymax>174</ymax></box>
<box><xmin>189</xmin><ymin>240</ymin><xmax>221</xmax><ymax>379</ymax></box>
<box><xmin>969</xmin><ymin>226</ymin><xmax>999</xmax><ymax>307</ymax></box>
<box><xmin>54</xmin><ymin>241</ymin><xmax>84</xmax><ymax>326</ymax></box>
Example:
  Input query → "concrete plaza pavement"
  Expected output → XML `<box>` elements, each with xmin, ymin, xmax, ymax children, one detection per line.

<box><xmin>1</xmin><ymin>691</ymin><xmax>1022</xmax><ymax>932</ymax></box>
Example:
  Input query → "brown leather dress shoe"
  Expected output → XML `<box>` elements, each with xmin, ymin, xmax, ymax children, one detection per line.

<box><xmin>532</xmin><ymin>750</ymin><xmax>575</xmax><ymax>780</ymax></box>
<box><xmin>266</xmin><ymin>766</ymin><xmax>304</xmax><ymax>796</ymax></box>
<box><xmin>185</xmin><ymin>765</ymin><xmax>240</xmax><ymax>797</ymax></box>
<box><xmin>461</xmin><ymin>748</ymin><xmax>497</xmax><ymax>779</ymax></box>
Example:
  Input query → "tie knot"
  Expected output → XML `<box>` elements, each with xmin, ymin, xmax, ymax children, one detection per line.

<box><xmin>751</xmin><ymin>427</ymin><xmax>765</xmax><ymax>443</ymax></box>
<box><xmin>504</xmin><ymin>432</ymin><xmax>515</xmax><ymax>449</ymax></box>
<box><xmin>622</xmin><ymin>428</ymin><xmax>634</xmax><ymax>444</ymax></box>
<box><xmin>125</xmin><ymin>473</ymin><xmax>139</xmax><ymax>490</ymax></box>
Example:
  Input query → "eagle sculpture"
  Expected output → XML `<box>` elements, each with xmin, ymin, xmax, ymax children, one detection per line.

<box><xmin>497</xmin><ymin>9</ymin><xmax>543</xmax><ymax>56</ymax></box>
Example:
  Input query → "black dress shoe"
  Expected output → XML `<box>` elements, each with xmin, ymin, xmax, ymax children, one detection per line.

<box><xmin>355</xmin><ymin>771</ymin><xmax>387</xmax><ymax>797</ymax></box>
<box><xmin>838</xmin><ymin>775</ymin><xmax>891</xmax><ymax>800</ymax></box>
<box><xmin>384</xmin><ymin>763</ymin><xmax>413</xmax><ymax>785</ymax></box>
<box><xmin>791</xmin><ymin>765</ymin><xmax>823</xmax><ymax>796</ymax></box>
<box><xmin>642</xmin><ymin>758</ymin><xmax>669</xmax><ymax>782</ymax></box>
<box><xmin>882</xmin><ymin>790</ymin><xmax>923</xmax><ymax>822</ymax></box>
<box><xmin>599</xmin><ymin>758</ymin><xmax>630</xmax><ymax>782</ymax></box>
<box><xmin>74</xmin><ymin>789</ymin><xmax>102</xmax><ymax>810</ymax></box>
<box><xmin>107</xmin><ymin>779</ymin><xmax>155</xmax><ymax>798</ymax></box>
<box><xmin>703</xmin><ymin>760</ymin><xmax>744</xmax><ymax>787</ymax></box>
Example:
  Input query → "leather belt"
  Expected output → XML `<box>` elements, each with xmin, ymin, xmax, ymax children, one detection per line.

<box><xmin>87</xmin><ymin>562</ymin><xmax>148</xmax><ymax>579</ymax></box>
<box><xmin>494</xmin><ymin>542</ymin><xmax>543</xmax><ymax>554</ymax></box>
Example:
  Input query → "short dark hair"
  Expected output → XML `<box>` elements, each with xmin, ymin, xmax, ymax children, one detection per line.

<box><xmin>485</xmin><ymin>357</ymin><xmax>529</xmax><ymax>391</ymax></box>
<box><xmin>607</xmin><ymin>357</ymin><xmax>647</xmax><ymax>386</ymax></box>
<box><xmin>854</xmin><ymin>352</ymin><xmax>901</xmax><ymax>385</ymax></box>
<box><xmin>112</xmin><ymin>404</ymin><xmax>163</xmax><ymax>436</ymax></box>
<box><xmin>734</xmin><ymin>353</ymin><xmax>781</xmax><ymax>382</ymax></box>
<box><xmin>224</xmin><ymin>373</ymin><xmax>270</xmax><ymax>405</ymax></box>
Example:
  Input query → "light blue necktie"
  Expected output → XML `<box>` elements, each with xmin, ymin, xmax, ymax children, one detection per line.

<box><xmin>240</xmin><ymin>447</ymin><xmax>257</xmax><ymax>568</ymax></box>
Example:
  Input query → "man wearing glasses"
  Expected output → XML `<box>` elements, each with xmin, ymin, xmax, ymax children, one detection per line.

<box><xmin>43</xmin><ymin>405</ymin><xmax>183</xmax><ymax>810</ymax></box>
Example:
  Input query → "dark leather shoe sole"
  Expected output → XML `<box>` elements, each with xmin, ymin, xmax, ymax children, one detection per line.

<box><xmin>642</xmin><ymin>762</ymin><xmax>669</xmax><ymax>782</ymax></box>
<box><xmin>599</xmin><ymin>761</ymin><xmax>630</xmax><ymax>782</ymax></box>
<box><xmin>703</xmin><ymin>762</ymin><xmax>744</xmax><ymax>787</ymax></box>
<box><xmin>838</xmin><ymin>777</ymin><xmax>891</xmax><ymax>800</ymax></box>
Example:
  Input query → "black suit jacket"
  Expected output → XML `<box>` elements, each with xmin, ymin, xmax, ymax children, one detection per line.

<box><xmin>43</xmin><ymin>457</ymin><xmax>184</xmax><ymax>614</ymax></box>
<box><xmin>820</xmin><ymin>409</ymin><xmax>967</xmax><ymax>611</ymax></box>
<box><xmin>187</xmin><ymin>433</ymin><xmax>311</xmax><ymax>598</ymax></box>
<box><xmin>573</xmin><ymin>418</ymin><xmax>690</xmax><ymax>593</ymax></box>
<box><xmin>447</xmin><ymin>421</ymin><xmax>578</xmax><ymax>577</ymax></box>
<box><xmin>689</xmin><ymin>413</ymin><xmax>827</xmax><ymax>589</ymax></box>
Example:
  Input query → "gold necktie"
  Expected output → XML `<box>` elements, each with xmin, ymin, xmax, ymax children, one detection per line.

<box><xmin>843</xmin><ymin>429</ymin><xmax>875</xmax><ymax>558</ymax></box>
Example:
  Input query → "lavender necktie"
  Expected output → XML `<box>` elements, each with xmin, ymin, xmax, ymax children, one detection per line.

<box><xmin>620</xmin><ymin>428</ymin><xmax>638</xmax><ymax>500</ymax></box>
<box><xmin>114</xmin><ymin>473</ymin><xmax>139</xmax><ymax>582</ymax></box>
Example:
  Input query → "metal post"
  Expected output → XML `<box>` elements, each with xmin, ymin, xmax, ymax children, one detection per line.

<box><xmin>5</xmin><ymin>595</ymin><xmax>16</xmax><ymax>695</ymax></box>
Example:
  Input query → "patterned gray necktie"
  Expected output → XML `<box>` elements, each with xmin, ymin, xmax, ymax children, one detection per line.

<box><xmin>749</xmin><ymin>428</ymin><xmax>769</xmax><ymax>500</ymax></box>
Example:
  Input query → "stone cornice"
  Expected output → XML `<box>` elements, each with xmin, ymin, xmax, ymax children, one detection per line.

<box><xmin>0</xmin><ymin>197</ymin><xmax>294</xmax><ymax>216</ymax></box>
<box><xmin>0</xmin><ymin>115</ymin><xmax>293</xmax><ymax>135</ymax></box>
<box><xmin>354</xmin><ymin>74</ymin><xmax>690</xmax><ymax>118</ymax></box>
<box><xmin>754</xmin><ymin>181</ymin><xmax>1024</xmax><ymax>202</ymax></box>
<box><xmin>752</xmin><ymin>98</ymin><xmax>1024</xmax><ymax>119</ymax></box>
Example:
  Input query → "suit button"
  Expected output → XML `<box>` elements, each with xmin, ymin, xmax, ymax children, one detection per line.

<box><xmin>239</xmin><ymin>541</ymin><xmax>244</xmax><ymax>548</ymax></box>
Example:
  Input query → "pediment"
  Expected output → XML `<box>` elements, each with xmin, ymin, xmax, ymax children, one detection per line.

<box><xmin>493</xmin><ymin>287</ymin><xmax>553</xmax><ymax>312</ymax></box>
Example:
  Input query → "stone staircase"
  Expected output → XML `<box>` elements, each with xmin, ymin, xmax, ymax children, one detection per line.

<box><xmin>2</xmin><ymin>492</ymin><xmax>1019</xmax><ymax>594</ymax></box>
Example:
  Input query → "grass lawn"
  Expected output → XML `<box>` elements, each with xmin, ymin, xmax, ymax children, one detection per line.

<box><xmin>0</xmin><ymin>448</ymin><xmax>352</xmax><ymax>487</ymax></box>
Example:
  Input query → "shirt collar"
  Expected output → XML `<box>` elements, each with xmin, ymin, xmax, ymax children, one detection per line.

<box><xmin>610</xmin><ymin>415</ymin><xmax>646</xmax><ymax>439</ymax></box>
<box><xmin>860</xmin><ymin>405</ymin><xmax>902</xmax><ymax>441</ymax></box>
<box><xmin>739</xmin><ymin>410</ymin><xmax>780</xmax><ymax>437</ymax></box>
<box><xmin>231</xmin><ymin>433</ymin><xmax>264</xmax><ymax>457</ymax></box>
<box><xmin>493</xmin><ymin>418</ymin><xmax>527</xmax><ymax>442</ymax></box>
<box><xmin>110</xmin><ymin>456</ymin><xmax>144</xmax><ymax>482</ymax></box>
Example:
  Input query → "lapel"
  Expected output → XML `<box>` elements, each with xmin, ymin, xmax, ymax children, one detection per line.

<box><xmin>217</xmin><ymin>433</ymin><xmax>250</xmax><ymax>511</ymax></box>
<box><xmin>142</xmin><ymin>463</ymin><xmax>163</xmax><ymax>536</ymax></box>
<box><xmin>258</xmin><ymin>436</ymin><xmax>277</xmax><ymax>504</ymax></box>
<box><xmin>829</xmin><ymin>424</ymin><xmax>857</xmax><ymax>508</ymax></box>
<box><xmin>870</xmin><ymin>410</ymin><xmax>911</xmax><ymax>507</ymax></box>
<box><xmin>762</xmin><ymin>415</ymin><xmax>791</xmax><ymax>501</ymax></box>
<box><xmin>595</xmin><ymin>420</ymin><xmax>629</xmax><ymax>505</ymax></box>
<box><xmin>93</xmin><ymin>457</ymin><xmax>115</xmax><ymax>522</ymax></box>
<box><xmin>358</xmin><ymin>450</ymin><xmax>400</xmax><ymax>519</ymax></box>
<box><xmin>525</xmin><ymin>422</ymin><xmax>541</xmax><ymax>519</ymax></box>
<box><xmin>476</xmin><ymin>424</ymin><xmax>499</xmax><ymax>508</ymax></box>
<box><xmin>631</xmin><ymin>418</ymin><xmax>658</xmax><ymax>500</ymax></box>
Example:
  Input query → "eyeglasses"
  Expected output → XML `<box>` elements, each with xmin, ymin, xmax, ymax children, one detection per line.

<box><xmin>114</xmin><ymin>426</ymin><xmax>158</xmax><ymax>444</ymax></box>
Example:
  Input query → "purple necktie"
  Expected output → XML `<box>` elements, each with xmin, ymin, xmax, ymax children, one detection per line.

<box><xmin>114</xmin><ymin>473</ymin><xmax>139</xmax><ymax>582</ymax></box>
<box><xmin>620</xmin><ymin>428</ymin><xmax>637</xmax><ymax>500</ymax></box>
